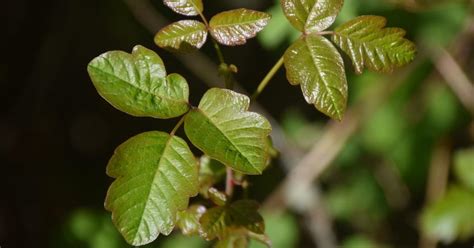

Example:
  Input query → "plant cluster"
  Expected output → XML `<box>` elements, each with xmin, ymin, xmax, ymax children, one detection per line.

<box><xmin>87</xmin><ymin>0</ymin><xmax>415</xmax><ymax>246</ymax></box>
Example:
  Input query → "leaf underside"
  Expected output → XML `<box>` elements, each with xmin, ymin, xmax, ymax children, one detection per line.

<box><xmin>87</xmin><ymin>45</ymin><xmax>190</xmax><ymax>119</ymax></box>
<box><xmin>199</xmin><ymin>200</ymin><xmax>265</xmax><ymax>241</ymax></box>
<box><xmin>209</xmin><ymin>8</ymin><xmax>271</xmax><ymax>46</ymax></box>
<box><xmin>332</xmin><ymin>15</ymin><xmax>416</xmax><ymax>74</ymax></box>
<box><xmin>163</xmin><ymin>0</ymin><xmax>203</xmax><ymax>16</ymax></box>
<box><xmin>105</xmin><ymin>131</ymin><xmax>199</xmax><ymax>246</ymax></box>
<box><xmin>284</xmin><ymin>34</ymin><xmax>348</xmax><ymax>120</ymax></box>
<box><xmin>155</xmin><ymin>20</ymin><xmax>208</xmax><ymax>52</ymax></box>
<box><xmin>184</xmin><ymin>88</ymin><xmax>272</xmax><ymax>175</ymax></box>
<box><xmin>281</xmin><ymin>0</ymin><xmax>343</xmax><ymax>33</ymax></box>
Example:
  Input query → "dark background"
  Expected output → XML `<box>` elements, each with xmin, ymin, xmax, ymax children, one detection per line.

<box><xmin>3</xmin><ymin>0</ymin><xmax>474</xmax><ymax>247</ymax></box>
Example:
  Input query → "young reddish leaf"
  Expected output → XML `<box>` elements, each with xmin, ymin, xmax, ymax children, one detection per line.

<box><xmin>199</xmin><ymin>200</ymin><xmax>265</xmax><ymax>241</ymax></box>
<box><xmin>105</xmin><ymin>131</ymin><xmax>199</xmax><ymax>246</ymax></box>
<box><xmin>281</xmin><ymin>0</ymin><xmax>343</xmax><ymax>33</ymax></box>
<box><xmin>176</xmin><ymin>204</ymin><xmax>207</xmax><ymax>236</ymax></box>
<box><xmin>155</xmin><ymin>20</ymin><xmax>208</xmax><ymax>52</ymax></box>
<box><xmin>163</xmin><ymin>0</ymin><xmax>203</xmax><ymax>16</ymax></box>
<box><xmin>87</xmin><ymin>45</ymin><xmax>190</xmax><ymax>119</ymax></box>
<box><xmin>184</xmin><ymin>88</ymin><xmax>272</xmax><ymax>175</ymax></box>
<box><xmin>209</xmin><ymin>9</ymin><xmax>271</xmax><ymax>46</ymax></box>
<box><xmin>332</xmin><ymin>15</ymin><xmax>416</xmax><ymax>74</ymax></box>
<box><xmin>284</xmin><ymin>34</ymin><xmax>348</xmax><ymax>120</ymax></box>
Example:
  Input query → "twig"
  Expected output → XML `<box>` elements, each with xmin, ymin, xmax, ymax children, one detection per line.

<box><xmin>418</xmin><ymin>140</ymin><xmax>451</xmax><ymax>248</ymax></box>
<box><xmin>432</xmin><ymin>48</ymin><xmax>474</xmax><ymax>115</ymax></box>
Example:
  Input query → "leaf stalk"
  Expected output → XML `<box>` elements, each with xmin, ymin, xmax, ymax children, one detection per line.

<box><xmin>251</xmin><ymin>56</ymin><xmax>284</xmax><ymax>101</ymax></box>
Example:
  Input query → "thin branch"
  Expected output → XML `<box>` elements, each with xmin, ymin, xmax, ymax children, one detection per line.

<box><xmin>418</xmin><ymin>140</ymin><xmax>451</xmax><ymax>248</ymax></box>
<box><xmin>432</xmin><ymin>48</ymin><xmax>474</xmax><ymax>115</ymax></box>
<box><xmin>251</xmin><ymin>56</ymin><xmax>284</xmax><ymax>101</ymax></box>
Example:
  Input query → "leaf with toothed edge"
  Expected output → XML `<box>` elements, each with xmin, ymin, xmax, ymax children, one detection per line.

<box><xmin>184</xmin><ymin>88</ymin><xmax>272</xmax><ymax>175</ymax></box>
<box><xmin>284</xmin><ymin>34</ymin><xmax>348</xmax><ymax>120</ymax></box>
<box><xmin>87</xmin><ymin>45</ymin><xmax>190</xmax><ymax>119</ymax></box>
<box><xmin>155</xmin><ymin>20</ymin><xmax>208</xmax><ymax>52</ymax></box>
<box><xmin>281</xmin><ymin>0</ymin><xmax>343</xmax><ymax>33</ymax></box>
<box><xmin>105</xmin><ymin>131</ymin><xmax>199</xmax><ymax>246</ymax></box>
<box><xmin>163</xmin><ymin>0</ymin><xmax>203</xmax><ymax>16</ymax></box>
<box><xmin>209</xmin><ymin>9</ymin><xmax>271</xmax><ymax>46</ymax></box>
<box><xmin>332</xmin><ymin>15</ymin><xmax>416</xmax><ymax>74</ymax></box>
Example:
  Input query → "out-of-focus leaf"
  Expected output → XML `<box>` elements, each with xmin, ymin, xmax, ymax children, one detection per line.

<box><xmin>200</xmin><ymin>200</ymin><xmax>265</xmax><ymax>241</ymax></box>
<box><xmin>284</xmin><ymin>34</ymin><xmax>347</xmax><ymax>120</ymax></box>
<box><xmin>163</xmin><ymin>0</ymin><xmax>203</xmax><ymax>16</ymax></box>
<box><xmin>159</xmin><ymin>234</ymin><xmax>208</xmax><ymax>248</ymax></box>
<box><xmin>332</xmin><ymin>16</ymin><xmax>416</xmax><ymax>74</ymax></box>
<box><xmin>184</xmin><ymin>88</ymin><xmax>272</xmax><ymax>175</ymax></box>
<box><xmin>258</xmin><ymin>0</ymin><xmax>300</xmax><ymax>49</ymax></box>
<box><xmin>454</xmin><ymin>148</ymin><xmax>474</xmax><ymax>191</ymax></box>
<box><xmin>155</xmin><ymin>20</ymin><xmax>208</xmax><ymax>52</ymax></box>
<box><xmin>199</xmin><ymin>155</ymin><xmax>226</xmax><ymax>196</ymax></box>
<box><xmin>281</xmin><ymin>0</ymin><xmax>343</xmax><ymax>33</ymax></box>
<box><xmin>421</xmin><ymin>186</ymin><xmax>474</xmax><ymax>243</ymax></box>
<box><xmin>249</xmin><ymin>212</ymin><xmax>298</xmax><ymax>248</ymax></box>
<box><xmin>215</xmin><ymin>232</ymin><xmax>249</xmax><ymax>248</ymax></box>
<box><xmin>105</xmin><ymin>131</ymin><xmax>199</xmax><ymax>246</ymax></box>
<box><xmin>209</xmin><ymin>9</ymin><xmax>271</xmax><ymax>46</ymax></box>
<box><xmin>177</xmin><ymin>205</ymin><xmax>207</xmax><ymax>236</ymax></box>
<box><xmin>208</xmin><ymin>187</ymin><xmax>227</xmax><ymax>206</ymax></box>
<box><xmin>87</xmin><ymin>45</ymin><xmax>190</xmax><ymax>119</ymax></box>
<box><xmin>342</xmin><ymin>235</ymin><xmax>388</xmax><ymax>248</ymax></box>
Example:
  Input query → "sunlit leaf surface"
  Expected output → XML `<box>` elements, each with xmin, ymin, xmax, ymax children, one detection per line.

<box><xmin>284</xmin><ymin>34</ymin><xmax>347</xmax><ymax>120</ymax></box>
<box><xmin>87</xmin><ymin>45</ymin><xmax>190</xmax><ymax>119</ymax></box>
<box><xmin>184</xmin><ymin>88</ymin><xmax>272</xmax><ymax>174</ymax></box>
<box><xmin>209</xmin><ymin>9</ymin><xmax>271</xmax><ymax>46</ymax></box>
<box><xmin>332</xmin><ymin>15</ymin><xmax>416</xmax><ymax>74</ymax></box>
<box><xmin>155</xmin><ymin>20</ymin><xmax>208</xmax><ymax>52</ymax></box>
<box><xmin>105</xmin><ymin>131</ymin><xmax>199</xmax><ymax>245</ymax></box>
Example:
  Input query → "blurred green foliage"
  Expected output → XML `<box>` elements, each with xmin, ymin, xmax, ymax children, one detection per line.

<box><xmin>50</xmin><ymin>0</ymin><xmax>472</xmax><ymax>247</ymax></box>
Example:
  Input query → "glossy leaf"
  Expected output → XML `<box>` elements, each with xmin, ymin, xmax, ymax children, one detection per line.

<box><xmin>105</xmin><ymin>131</ymin><xmax>199</xmax><ymax>246</ymax></box>
<box><xmin>454</xmin><ymin>147</ymin><xmax>474</xmax><ymax>191</ymax></box>
<box><xmin>281</xmin><ymin>0</ymin><xmax>343</xmax><ymax>33</ymax></box>
<box><xmin>184</xmin><ymin>88</ymin><xmax>272</xmax><ymax>175</ymax></box>
<box><xmin>155</xmin><ymin>20</ymin><xmax>208</xmax><ymax>52</ymax></box>
<box><xmin>87</xmin><ymin>45</ymin><xmax>190</xmax><ymax>119</ymax></box>
<box><xmin>284</xmin><ymin>34</ymin><xmax>348</xmax><ymax>120</ymax></box>
<box><xmin>177</xmin><ymin>205</ymin><xmax>207</xmax><ymax>236</ymax></box>
<box><xmin>421</xmin><ymin>186</ymin><xmax>474</xmax><ymax>243</ymax></box>
<box><xmin>199</xmin><ymin>200</ymin><xmax>265</xmax><ymax>241</ymax></box>
<box><xmin>332</xmin><ymin>16</ymin><xmax>416</xmax><ymax>74</ymax></box>
<box><xmin>209</xmin><ymin>9</ymin><xmax>271</xmax><ymax>46</ymax></box>
<box><xmin>163</xmin><ymin>0</ymin><xmax>203</xmax><ymax>16</ymax></box>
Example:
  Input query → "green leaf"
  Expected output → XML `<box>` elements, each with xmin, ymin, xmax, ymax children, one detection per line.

<box><xmin>87</xmin><ymin>45</ymin><xmax>190</xmax><ymax>119</ymax></box>
<box><xmin>209</xmin><ymin>9</ymin><xmax>271</xmax><ymax>46</ymax></box>
<box><xmin>281</xmin><ymin>0</ymin><xmax>343</xmax><ymax>33</ymax></box>
<box><xmin>332</xmin><ymin>15</ymin><xmax>416</xmax><ymax>74</ymax></box>
<box><xmin>154</xmin><ymin>20</ymin><xmax>208</xmax><ymax>52</ymax></box>
<box><xmin>200</xmin><ymin>200</ymin><xmax>265</xmax><ymax>241</ymax></box>
<box><xmin>177</xmin><ymin>205</ymin><xmax>207</xmax><ymax>236</ymax></box>
<box><xmin>215</xmin><ymin>233</ymin><xmax>248</xmax><ymax>248</ymax></box>
<box><xmin>284</xmin><ymin>34</ymin><xmax>348</xmax><ymax>120</ymax></box>
<box><xmin>105</xmin><ymin>131</ymin><xmax>199</xmax><ymax>246</ymax></box>
<box><xmin>184</xmin><ymin>88</ymin><xmax>272</xmax><ymax>175</ymax></box>
<box><xmin>163</xmin><ymin>0</ymin><xmax>203</xmax><ymax>16</ymax></box>
<box><xmin>454</xmin><ymin>147</ymin><xmax>474</xmax><ymax>191</ymax></box>
<box><xmin>421</xmin><ymin>186</ymin><xmax>474</xmax><ymax>243</ymax></box>
<box><xmin>199</xmin><ymin>156</ymin><xmax>226</xmax><ymax>196</ymax></box>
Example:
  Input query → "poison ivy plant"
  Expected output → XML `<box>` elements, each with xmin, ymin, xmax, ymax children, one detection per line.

<box><xmin>87</xmin><ymin>0</ymin><xmax>416</xmax><ymax>246</ymax></box>
<box><xmin>280</xmin><ymin>0</ymin><xmax>416</xmax><ymax>119</ymax></box>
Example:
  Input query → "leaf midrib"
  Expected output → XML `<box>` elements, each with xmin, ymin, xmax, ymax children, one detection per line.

<box><xmin>304</xmin><ymin>37</ymin><xmax>343</xmax><ymax>119</ymax></box>
<box><xmin>89</xmin><ymin>65</ymin><xmax>188</xmax><ymax>105</ymax></box>
<box><xmin>195</xmin><ymin>108</ymin><xmax>261</xmax><ymax>174</ymax></box>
